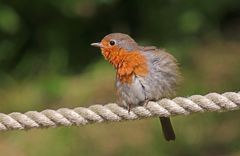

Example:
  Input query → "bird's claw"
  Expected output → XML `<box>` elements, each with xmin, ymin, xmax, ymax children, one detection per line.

<box><xmin>127</xmin><ymin>104</ymin><xmax>131</xmax><ymax>114</ymax></box>
<box><xmin>143</xmin><ymin>99</ymin><xmax>150</xmax><ymax>107</ymax></box>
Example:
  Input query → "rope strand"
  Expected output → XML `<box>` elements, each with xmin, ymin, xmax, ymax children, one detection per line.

<box><xmin>0</xmin><ymin>91</ymin><xmax>239</xmax><ymax>131</ymax></box>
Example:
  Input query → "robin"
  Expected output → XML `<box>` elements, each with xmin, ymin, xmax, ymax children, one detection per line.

<box><xmin>91</xmin><ymin>33</ymin><xmax>181</xmax><ymax>141</ymax></box>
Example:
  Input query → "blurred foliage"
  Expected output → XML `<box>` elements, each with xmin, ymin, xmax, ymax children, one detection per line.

<box><xmin>0</xmin><ymin>0</ymin><xmax>240</xmax><ymax>156</ymax></box>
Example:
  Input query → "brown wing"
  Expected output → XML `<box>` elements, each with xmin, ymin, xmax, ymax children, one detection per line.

<box><xmin>140</xmin><ymin>46</ymin><xmax>182</xmax><ymax>97</ymax></box>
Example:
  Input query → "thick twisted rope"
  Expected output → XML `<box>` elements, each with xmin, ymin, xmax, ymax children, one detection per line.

<box><xmin>0</xmin><ymin>91</ymin><xmax>239</xmax><ymax>131</ymax></box>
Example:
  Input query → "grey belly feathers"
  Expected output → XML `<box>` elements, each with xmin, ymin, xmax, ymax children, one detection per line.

<box><xmin>116</xmin><ymin>48</ymin><xmax>179</xmax><ymax>108</ymax></box>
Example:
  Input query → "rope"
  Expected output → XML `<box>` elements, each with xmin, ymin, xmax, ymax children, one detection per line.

<box><xmin>0</xmin><ymin>91</ymin><xmax>239</xmax><ymax>131</ymax></box>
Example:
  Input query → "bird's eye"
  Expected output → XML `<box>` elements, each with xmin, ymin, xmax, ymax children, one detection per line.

<box><xmin>109</xmin><ymin>40</ymin><xmax>116</xmax><ymax>46</ymax></box>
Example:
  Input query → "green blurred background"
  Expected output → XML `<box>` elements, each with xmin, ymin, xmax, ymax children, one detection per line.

<box><xmin>0</xmin><ymin>0</ymin><xmax>240</xmax><ymax>155</ymax></box>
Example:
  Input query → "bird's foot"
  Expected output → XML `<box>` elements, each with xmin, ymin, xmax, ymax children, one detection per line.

<box><xmin>143</xmin><ymin>99</ymin><xmax>150</xmax><ymax>107</ymax></box>
<box><xmin>127</xmin><ymin>104</ymin><xmax>132</xmax><ymax>114</ymax></box>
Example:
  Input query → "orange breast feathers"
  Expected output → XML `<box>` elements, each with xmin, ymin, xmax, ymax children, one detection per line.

<box><xmin>101</xmin><ymin>47</ymin><xmax>149</xmax><ymax>83</ymax></box>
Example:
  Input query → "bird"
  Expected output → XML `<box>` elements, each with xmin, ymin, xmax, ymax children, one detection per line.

<box><xmin>91</xmin><ymin>33</ymin><xmax>181</xmax><ymax>141</ymax></box>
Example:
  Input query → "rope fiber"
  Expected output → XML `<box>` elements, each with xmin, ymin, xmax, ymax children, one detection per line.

<box><xmin>0</xmin><ymin>91</ymin><xmax>239</xmax><ymax>131</ymax></box>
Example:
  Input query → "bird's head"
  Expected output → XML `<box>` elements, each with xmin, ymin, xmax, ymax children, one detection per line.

<box><xmin>91</xmin><ymin>33</ymin><xmax>138</xmax><ymax>59</ymax></box>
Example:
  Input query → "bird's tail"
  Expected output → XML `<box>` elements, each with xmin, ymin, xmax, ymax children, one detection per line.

<box><xmin>159</xmin><ymin>117</ymin><xmax>176</xmax><ymax>141</ymax></box>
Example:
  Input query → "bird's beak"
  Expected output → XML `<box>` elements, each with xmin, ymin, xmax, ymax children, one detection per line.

<box><xmin>91</xmin><ymin>42</ymin><xmax>103</xmax><ymax>48</ymax></box>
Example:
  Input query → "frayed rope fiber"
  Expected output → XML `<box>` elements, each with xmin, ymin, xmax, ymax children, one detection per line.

<box><xmin>0</xmin><ymin>91</ymin><xmax>239</xmax><ymax>131</ymax></box>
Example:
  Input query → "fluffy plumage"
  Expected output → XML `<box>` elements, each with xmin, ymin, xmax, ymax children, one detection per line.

<box><xmin>91</xmin><ymin>33</ymin><xmax>181</xmax><ymax>141</ymax></box>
